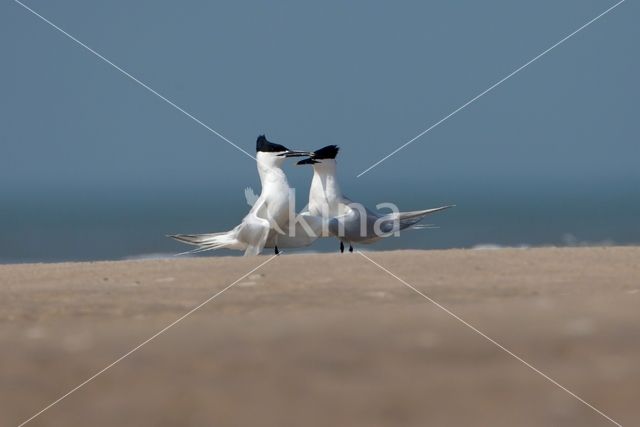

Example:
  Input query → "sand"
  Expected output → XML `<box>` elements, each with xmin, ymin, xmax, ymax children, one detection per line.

<box><xmin>1</xmin><ymin>247</ymin><xmax>639</xmax><ymax>426</ymax></box>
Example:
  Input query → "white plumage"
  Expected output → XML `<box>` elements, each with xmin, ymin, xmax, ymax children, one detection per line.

<box><xmin>169</xmin><ymin>135</ymin><xmax>312</xmax><ymax>256</ymax></box>
<box><xmin>299</xmin><ymin>145</ymin><xmax>453</xmax><ymax>251</ymax></box>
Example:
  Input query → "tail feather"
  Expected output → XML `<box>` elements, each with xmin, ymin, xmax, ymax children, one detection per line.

<box><xmin>398</xmin><ymin>205</ymin><xmax>454</xmax><ymax>220</ymax></box>
<box><xmin>169</xmin><ymin>232</ymin><xmax>226</xmax><ymax>246</ymax></box>
<box><xmin>383</xmin><ymin>205</ymin><xmax>454</xmax><ymax>231</ymax></box>
<box><xmin>168</xmin><ymin>231</ymin><xmax>240</xmax><ymax>254</ymax></box>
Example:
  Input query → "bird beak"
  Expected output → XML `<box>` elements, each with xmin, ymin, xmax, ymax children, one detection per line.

<box><xmin>279</xmin><ymin>150</ymin><xmax>313</xmax><ymax>158</ymax></box>
<box><xmin>296</xmin><ymin>157</ymin><xmax>319</xmax><ymax>165</ymax></box>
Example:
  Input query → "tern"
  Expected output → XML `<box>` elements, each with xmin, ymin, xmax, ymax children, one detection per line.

<box><xmin>169</xmin><ymin>135</ymin><xmax>311</xmax><ymax>256</ymax></box>
<box><xmin>297</xmin><ymin>145</ymin><xmax>454</xmax><ymax>253</ymax></box>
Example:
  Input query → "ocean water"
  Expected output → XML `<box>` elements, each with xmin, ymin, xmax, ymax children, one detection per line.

<box><xmin>1</xmin><ymin>187</ymin><xmax>638</xmax><ymax>263</ymax></box>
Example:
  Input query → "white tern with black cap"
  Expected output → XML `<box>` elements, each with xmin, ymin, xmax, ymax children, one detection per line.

<box><xmin>169</xmin><ymin>135</ymin><xmax>312</xmax><ymax>256</ymax></box>
<box><xmin>297</xmin><ymin>145</ymin><xmax>454</xmax><ymax>253</ymax></box>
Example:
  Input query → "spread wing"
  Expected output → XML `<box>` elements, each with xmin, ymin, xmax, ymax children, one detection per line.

<box><xmin>236</xmin><ymin>196</ymin><xmax>271</xmax><ymax>256</ymax></box>
<box><xmin>244</xmin><ymin>186</ymin><xmax>260</xmax><ymax>207</ymax></box>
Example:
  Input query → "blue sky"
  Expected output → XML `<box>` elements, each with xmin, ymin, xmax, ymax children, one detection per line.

<box><xmin>2</xmin><ymin>0</ymin><xmax>638</xmax><ymax>200</ymax></box>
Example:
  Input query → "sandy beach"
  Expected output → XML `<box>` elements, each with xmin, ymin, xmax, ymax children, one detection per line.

<box><xmin>1</xmin><ymin>247</ymin><xmax>639</xmax><ymax>426</ymax></box>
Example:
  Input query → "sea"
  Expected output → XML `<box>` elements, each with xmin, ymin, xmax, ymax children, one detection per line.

<box><xmin>1</xmin><ymin>186</ymin><xmax>638</xmax><ymax>263</ymax></box>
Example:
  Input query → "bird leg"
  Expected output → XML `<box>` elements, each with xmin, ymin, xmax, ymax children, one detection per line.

<box><xmin>340</xmin><ymin>242</ymin><xmax>344</xmax><ymax>253</ymax></box>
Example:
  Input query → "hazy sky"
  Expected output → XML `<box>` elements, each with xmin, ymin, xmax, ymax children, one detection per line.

<box><xmin>2</xmin><ymin>0</ymin><xmax>638</xmax><ymax>199</ymax></box>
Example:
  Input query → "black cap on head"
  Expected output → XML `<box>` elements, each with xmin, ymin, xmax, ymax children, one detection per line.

<box><xmin>312</xmin><ymin>145</ymin><xmax>339</xmax><ymax>159</ymax></box>
<box><xmin>256</xmin><ymin>135</ymin><xmax>288</xmax><ymax>153</ymax></box>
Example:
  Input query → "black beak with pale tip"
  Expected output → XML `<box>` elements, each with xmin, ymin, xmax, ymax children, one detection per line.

<box><xmin>297</xmin><ymin>157</ymin><xmax>319</xmax><ymax>165</ymax></box>
<box><xmin>256</xmin><ymin>135</ymin><xmax>312</xmax><ymax>157</ymax></box>
<box><xmin>297</xmin><ymin>144</ymin><xmax>340</xmax><ymax>165</ymax></box>
<box><xmin>278</xmin><ymin>150</ymin><xmax>314</xmax><ymax>158</ymax></box>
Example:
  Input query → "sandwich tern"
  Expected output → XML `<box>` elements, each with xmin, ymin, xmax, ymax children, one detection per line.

<box><xmin>298</xmin><ymin>145</ymin><xmax>454</xmax><ymax>252</ymax></box>
<box><xmin>170</xmin><ymin>135</ymin><xmax>311</xmax><ymax>256</ymax></box>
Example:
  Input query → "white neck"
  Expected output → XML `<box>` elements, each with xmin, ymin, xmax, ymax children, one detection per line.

<box><xmin>308</xmin><ymin>160</ymin><xmax>342</xmax><ymax>215</ymax></box>
<box><xmin>256</xmin><ymin>152</ymin><xmax>289</xmax><ymax>190</ymax></box>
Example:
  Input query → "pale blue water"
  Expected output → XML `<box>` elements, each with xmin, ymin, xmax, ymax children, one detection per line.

<box><xmin>2</xmin><ymin>186</ymin><xmax>638</xmax><ymax>263</ymax></box>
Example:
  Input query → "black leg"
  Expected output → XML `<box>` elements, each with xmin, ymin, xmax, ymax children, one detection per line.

<box><xmin>274</xmin><ymin>245</ymin><xmax>280</xmax><ymax>255</ymax></box>
<box><xmin>349</xmin><ymin>244</ymin><xmax>353</xmax><ymax>253</ymax></box>
<box><xmin>340</xmin><ymin>242</ymin><xmax>344</xmax><ymax>253</ymax></box>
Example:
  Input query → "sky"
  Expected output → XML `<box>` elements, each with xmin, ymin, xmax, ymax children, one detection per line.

<box><xmin>0</xmin><ymin>0</ymin><xmax>638</xmax><ymax>260</ymax></box>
